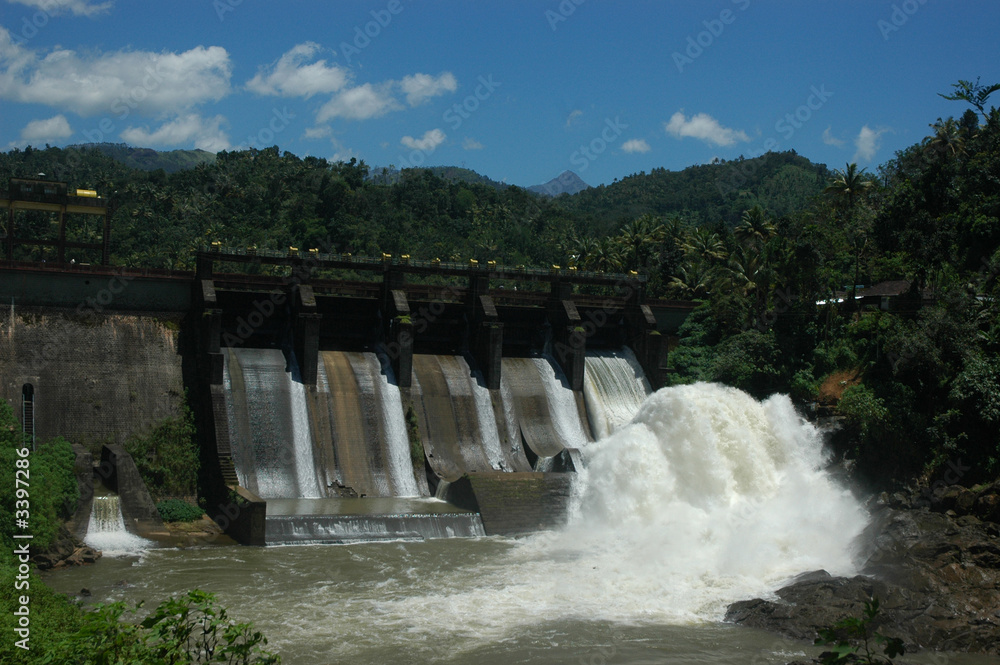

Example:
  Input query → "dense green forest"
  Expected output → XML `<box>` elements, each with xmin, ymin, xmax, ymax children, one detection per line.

<box><xmin>2</xmin><ymin>81</ymin><xmax>999</xmax><ymax>486</ymax></box>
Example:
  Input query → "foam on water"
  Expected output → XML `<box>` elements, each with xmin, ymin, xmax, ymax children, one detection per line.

<box><xmin>373</xmin><ymin>382</ymin><xmax>868</xmax><ymax>636</ymax></box>
<box><xmin>84</xmin><ymin>495</ymin><xmax>152</xmax><ymax>556</ymax></box>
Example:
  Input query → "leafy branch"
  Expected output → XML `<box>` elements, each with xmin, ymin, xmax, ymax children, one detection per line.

<box><xmin>939</xmin><ymin>77</ymin><xmax>1000</xmax><ymax>120</ymax></box>
<box><xmin>815</xmin><ymin>597</ymin><xmax>904</xmax><ymax>665</ymax></box>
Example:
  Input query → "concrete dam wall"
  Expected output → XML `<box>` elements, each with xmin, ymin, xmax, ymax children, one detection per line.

<box><xmin>0</xmin><ymin>305</ymin><xmax>186</xmax><ymax>447</ymax></box>
<box><xmin>2</xmin><ymin>260</ymin><xmax>691</xmax><ymax>545</ymax></box>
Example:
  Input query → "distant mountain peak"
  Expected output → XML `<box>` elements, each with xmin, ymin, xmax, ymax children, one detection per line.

<box><xmin>529</xmin><ymin>170</ymin><xmax>590</xmax><ymax>197</ymax></box>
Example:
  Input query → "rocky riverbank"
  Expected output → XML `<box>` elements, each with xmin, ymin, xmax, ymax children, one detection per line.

<box><xmin>30</xmin><ymin>526</ymin><xmax>101</xmax><ymax>570</ymax></box>
<box><xmin>726</xmin><ymin>479</ymin><xmax>1000</xmax><ymax>656</ymax></box>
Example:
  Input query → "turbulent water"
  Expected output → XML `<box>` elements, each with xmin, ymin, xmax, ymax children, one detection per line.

<box><xmin>583</xmin><ymin>348</ymin><xmax>651</xmax><ymax>438</ymax></box>
<box><xmin>49</xmin><ymin>382</ymin><xmax>886</xmax><ymax>664</ymax></box>
<box><xmin>83</xmin><ymin>495</ymin><xmax>152</xmax><ymax>555</ymax></box>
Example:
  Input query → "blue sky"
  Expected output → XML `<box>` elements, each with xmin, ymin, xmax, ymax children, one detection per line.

<box><xmin>1</xmin><ymin>0</ymin><xmax>998</xmax><ymax>187</ymax></box>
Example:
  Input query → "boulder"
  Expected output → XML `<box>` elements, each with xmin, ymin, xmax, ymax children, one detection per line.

<box><xmin>727</xmin><ymin>487</ymin><xmax>1000</xmax><ymax>655</ymax></box>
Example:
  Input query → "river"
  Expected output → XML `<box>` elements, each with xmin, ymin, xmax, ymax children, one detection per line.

<box><xmin>44</xmin><ymin>383</ymin><xmax>995</xmax><ymax>664</ymax></box>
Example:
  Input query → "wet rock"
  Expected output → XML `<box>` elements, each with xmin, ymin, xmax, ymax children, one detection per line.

<box><xmin>29</xmin><ymin>525</ymin><xmax>100</xmax><ymax>570</ymax></box>
<box><xmin>727</xmin><ymin>484</ymin><xmax>1000</xmax><ymax>656</ymax></box>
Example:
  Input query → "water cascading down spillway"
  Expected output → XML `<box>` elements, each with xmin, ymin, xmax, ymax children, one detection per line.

<box><xmin>583</xmin><ymin>347</ymin><xmax>652</xmax><ymax>439</ymax></box>
<box><xmin>223</xmin><ymin>348</ymin><xmax>323</xmax><ymax>499</ymax></box>
<box><xmin>84</xmin><ymin>494</ymin><xmax>151</xmax><ymax>555</ymax></box>
<box><xmin>410</xmin><ymin>354</ymin><xmax>532</xmax><ymax>482</ymax></box>
<box><xmin>223</xmin><ymin>347</ymin><xmax>483</xmax><ymax>543</ymax></box>
<box><xmin>500</xmin><ymin>355</ymin><xmax>591</xmax><ymax>467</ymax></box>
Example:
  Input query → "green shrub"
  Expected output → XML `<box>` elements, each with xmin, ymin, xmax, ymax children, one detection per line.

<box><xmin>0</xmin><ymin>404</ymin><xmax>78</xmax><ymax>550</ymax></box>
<box><xmin>405</xmin><ymin>404</ymin><xmax>425</xmax><ymax>466</ymax></box>
<box><xmin>816</xmin><ymin>597</ymin><xmax>904</xmax><ymax>664</ymax></box>
<box><xmin>125</xmin><ymin>400</ymin><xmax>199</xmax><ymax>500</ymax></box>
<box><xmin>156</xmin><ymin>499</ymin><xmax>205</xmax><ymax>523</ymax></box>
<box><xmin>838</xmin><ymin>384</ymin><xmax>889</xmax><ymax>438</ymax></box>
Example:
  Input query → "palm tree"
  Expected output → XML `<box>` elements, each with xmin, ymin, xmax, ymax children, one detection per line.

<box><xmin>618</xmin><ymin>215</ymin><xmax>664</xmax><ymax>271</ymax></box>
<box><xmin>735</xmin><ymin>205</ymin><xmax>777</xmax><ymax>250</ymax></box>
<box><xmin>824</xmin><ymin>163</ymin><xmax>873</xmax><ymax>306</ymax></box>
<box><xmin>923</xmin><ymin>117</ymin><xmax>966</xmax><ymax>159</ymax></box>
<box><xmin>669</xmin><ymin>260</ymin><xmax>716</xmax><ymax>300</ymax></box>
<box><xmin>681</xmin><ymin>227</ymin><xmax>727</xmax><ymax>264</ymax></box>
<box><xmin>591</xmin><ymin>237</ymin><xmax>623</xmax><ymax>273</ymax></box>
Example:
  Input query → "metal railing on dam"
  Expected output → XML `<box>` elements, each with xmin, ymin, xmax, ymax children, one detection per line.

<box><xmin>196</xmin><ymin>245</ymin><xmax>647</xmax><ymax>288</ymax></box>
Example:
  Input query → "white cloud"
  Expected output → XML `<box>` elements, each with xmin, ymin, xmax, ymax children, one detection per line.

<box><xmin>316</xmin><ymin>83</ymin><xmax>399</xmax><ymax>122</ymax></box>
<box><xmin>303</xmin><ymin>126</ymin><xmax>331</xmax><ymax>140</ymax></box>
<box><xmin>246</xmin><ymin>42</ymin><xmax>347</xmax><ymax>99</ymax></box>
<box><xmin>401</xmin><ymin>128</ymin><xmax>446</xmax><ymax>152</ymax></box>
<box><xmin>566</xmin><ymin>109</ymin><xmax>583</xmax><ymax>128</ymax></box>
<box><xmin>7</xmin><ymin>0</ymin><xmax>112</xmax><ymax>16</ymax></box>
<box><xmin>0</xmin><ymin>30</ymin><xmax>232</xmax><ymax>117</ymax></box>
<box><xmin>400</xmin><ymin>72</ymin><xmax>456</xmax><ymax>106</ymax></box>
<box><xmin>664</xmin><ymin>111</ymin><xmax>749</xmax><ymax>146</ymax></box>
<box><xmin>822</xmin><ymin>126</ymin><xmax>845</xmax><ymax>147</ymax></box>
<box><xmin>120</xmin><ymin>113</ymin><xmax>230</xmax><ymax>152</ymax></box>
<box><xmin>621</xmin><ymin>138</ymin><xmax>650</xmax><ymax>154</ymax></box>
<box><xmin>852</xmin><ymin>125</ymin><xmax>888</xmax><ymax>162</ymax></box>
<box><xmin>462</xmin><ymin>137</ymin><xmax>484</xmax><ymax>150</ymax></box>
<box><xmin>20</xmin><ymin>114</ymin><xmax>71</xmax><ymax>142</ymax></box>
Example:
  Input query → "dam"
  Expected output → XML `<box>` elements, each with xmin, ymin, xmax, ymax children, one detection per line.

<box><xmin>1</xmin><ymin>244</ymin><xmax>696</xmax><ymax>544</ymax></box>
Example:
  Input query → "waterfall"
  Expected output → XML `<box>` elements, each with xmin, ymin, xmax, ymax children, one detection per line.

<box><xmin>84</xmin><ymin>495</ymin><xmax>151</xmax><ymax>555</ymax></box>
<box><xmin>289</xmin><ymin>375</ymin><xmax>323</xmax><ymax>499</ymax></box>
<box><xmin>558</xmin><ymin>382</ymin><xmax>869</xmax><ymax>619</ymax></box>
<box><xmin>366</xmin><ymin>352</ymin><xmax>420</xmax><ymax>497</ymax></box>
<box><xmin>223</xmin><ymin>348</ymin><xmax>322</xmax><ymax>499</ymax></box>
<box><xmin>583</xmin><ymin>348</ymin><xmax>652</xmax><ymax>439</ymax></box>
<box><xmin>378</xmin><ymin>382</ymin><xmax>869</xmax><ymax>631</ymax></box>
<box><xmin>533</xmin><ymin>356</ymin><xmax>589</xmax><ymax>448</ymax></box>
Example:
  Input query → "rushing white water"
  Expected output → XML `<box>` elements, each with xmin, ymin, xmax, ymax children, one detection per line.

<box><xmin>374</xmin><ymin>382</ymin><xmax>868</xmax><ymax>634</ymax></box>
<box><xmin>370</xmin><ymin>353</ymin><xmax>420</xmax><ymax>498</ymax></box>
<box><xmin>84</xmin><ymin>495</ymin><xmax>152</xmax><ymax>555</ymax></box>
<box><xmin>57</xmin><ymin>383</ymin><xmax>876</xmax><ymax>665</ymax></box>
<box><xmin>224</xmin><ymin>349</ymin><xmax>322</xmax><ymax>498</ymax></box>
<box><xmin>534</xmin><ymin>356</ymin><xmax>590</xmax><ymax>447</ymax></box>
<box><xmin>583</xmin><ymin>348</ymin><xmax>652</xmax><ymax>439</ymax></box>
<box><xmin>289</xmin><ymin>375</ymin><xmax>323</xmax><ymax>499</ymax></box>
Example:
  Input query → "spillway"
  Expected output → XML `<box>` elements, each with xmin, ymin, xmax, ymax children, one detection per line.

<box><xmin>410</xmin><ymin>354</ymin><xmax>532</xmax><ymax>482</ymax></box>
<box><xmin>84</xmin><ymin>494</ymin><xmax>152</xmax><ymax>555</ymax></box>
<box><xmin>224</xmin><ymin>348</ymin><xmax>419</xmax><ymax>500</ymax></box>
<box><xmin>263</xmin><ymin>498</ymin><xmax>485</xmax><ymax>544</ymax></box>
<box><xmin>223</xmin><ymin>348</ymin><xmax>324</xmax><ymax>499</ymax></box>
<box><xmin>314</xmin><ymin>350</ymin><xmax>420</xmax><ymax>498</ymax></box>
<box><xmin>500</xmin><ymin>356</ymin><xmax>591</xmax><ymax>461</ymax></box>
<box><xmin>583</xmin><ymin>347</ymin><xmax>652</xmax><ymax>439</ymax></box>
